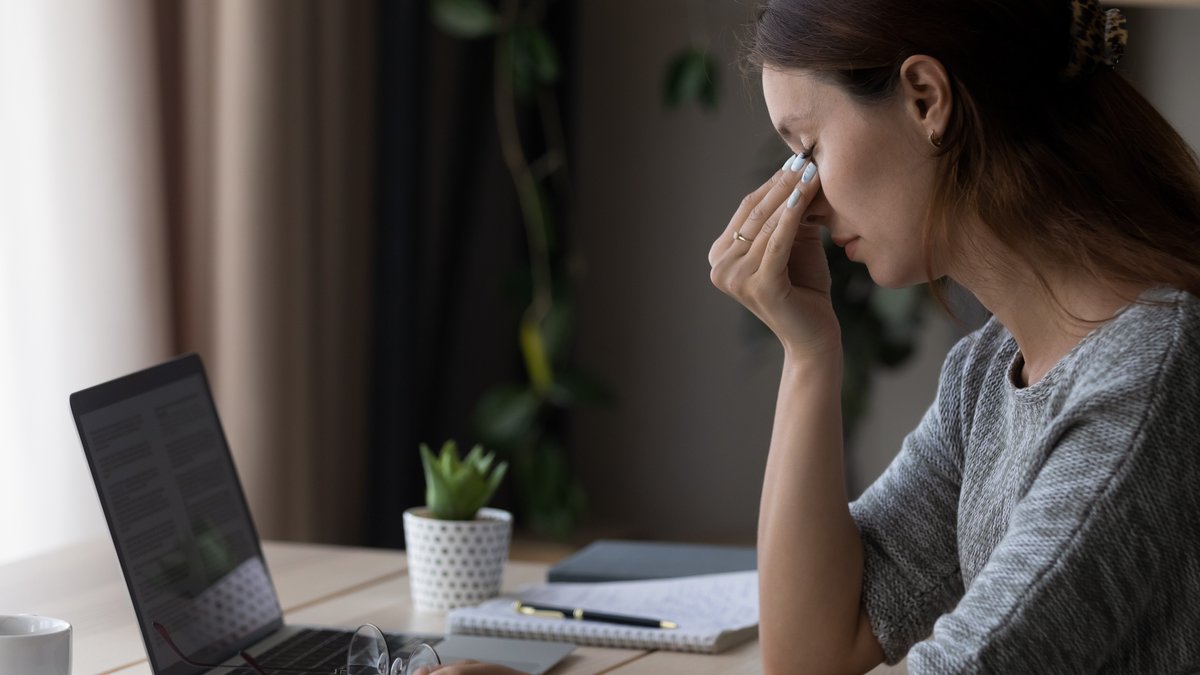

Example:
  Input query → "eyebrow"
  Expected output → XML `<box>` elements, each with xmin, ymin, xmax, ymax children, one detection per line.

<box><xmin>774</xmin><ymin>112</ymin><xmax>810</xmax><ymax>143</ymax></box>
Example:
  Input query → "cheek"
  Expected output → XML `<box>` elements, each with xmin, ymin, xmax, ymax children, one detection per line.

<box><xmin>817</xmin><ymin>155</ymin><xmax>891</xmax><ymax>225</ymax></box>
<box><xmin>826</xmin><ymin>153</ymin><xmax>933</xmax><ymax>237</ymax></box>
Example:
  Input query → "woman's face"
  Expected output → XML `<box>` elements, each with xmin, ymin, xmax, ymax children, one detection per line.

<box><xmin>761</xmin><ymin>67</ymin><xmax>944</xmax><ymax>288</ymax></box>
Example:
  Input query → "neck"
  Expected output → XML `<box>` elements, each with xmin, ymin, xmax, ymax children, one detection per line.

<box><xmin>949</xmin><ymin>254</ymin><xmax>1147</xmax><ymax>387</ymax></box>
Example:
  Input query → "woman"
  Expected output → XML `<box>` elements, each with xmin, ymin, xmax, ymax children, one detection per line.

<box><xmin>424</xmin><ymin>0</ymin><xmax>1200</xmax><ymax>672</ymax></box>
<box><xmin>711</xmin><ymin>0</ymin><xmax>1200</xmax><ymax>672</ymax></box>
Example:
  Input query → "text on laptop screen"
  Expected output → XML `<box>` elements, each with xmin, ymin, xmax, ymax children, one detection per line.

<box><xmin>79</xmin><ymin>371</ymin><xmax>282</xmax><ymax>674</ymax></box>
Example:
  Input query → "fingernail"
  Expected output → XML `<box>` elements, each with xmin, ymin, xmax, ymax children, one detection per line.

<box><xmin>790</xmin><ymin>154</ymin><xmax>805</xmax><ymax>172</ymax></box>
<box><xmin>802</xmin><ymin>162</ymin><xmax>817</xmax><ymax>183</ymax></box>
<box><xmin>781</xmin><ymin>154</ymin><xmax>796</xmax><ymax>172</ymax></box>
<box><xmin>787</xmin><ymin>186</ymin><xmax>801</xmax><ymax>208</ymax></box>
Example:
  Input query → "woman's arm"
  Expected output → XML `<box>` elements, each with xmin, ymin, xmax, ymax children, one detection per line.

<box><xmin>757</xmin><ymin>352</ymin><xmax>885</xmax><ymax>675</ymax></box>
<box><xmin>708</xmin><ymin>159</ymin><xmax>883</xmax><ymax>673</ymax></box>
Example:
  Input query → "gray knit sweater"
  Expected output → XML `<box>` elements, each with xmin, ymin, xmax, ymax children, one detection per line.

<box><xmin>849</xmin><ymin>287</ymin><xmax>1200</xmax><ymax>673</ymax></box>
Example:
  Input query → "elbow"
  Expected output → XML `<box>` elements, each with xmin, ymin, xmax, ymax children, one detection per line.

<box><xmin>762</xmin><ymin>650</ymin><xmax>864</xmax><ymax>675</ymax></box>
<box><xmin>764</xmin><ymin>663</ymin><xmax>861</xmax><ymax>675</ymax></box>
<box><xmin>762</xmin><ymin>632</ymin><xmax>879</xmax><ymax>675</ymax></box>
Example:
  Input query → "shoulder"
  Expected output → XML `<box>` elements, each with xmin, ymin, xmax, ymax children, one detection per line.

<box><xmin>1069</xmin><ymin>287</ymin><xmax>1200</xmax><ymax>404</ymax></box>
<box><xmin>1053</xmin><ymin>289</ymin><xmax>1200</xmax><ymax>474</ymax></box>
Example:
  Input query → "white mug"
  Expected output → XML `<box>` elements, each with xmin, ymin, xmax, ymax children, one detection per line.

<box><xmin>0</xmin><ymin>615</ymin><xmax>72</xmax><ymax>675</ymax></box>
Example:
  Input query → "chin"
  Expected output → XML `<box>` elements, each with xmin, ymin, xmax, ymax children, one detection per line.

<box><xmin>863</xmin><ymin>263</ymin><xmax>927</xmax><ymax>290</ymax></box>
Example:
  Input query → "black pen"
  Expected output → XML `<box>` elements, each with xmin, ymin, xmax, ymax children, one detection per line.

<box><xmin>514</xmin><ymin>601</ymin><xmax>678</xmax><ymax>629</ymax></box>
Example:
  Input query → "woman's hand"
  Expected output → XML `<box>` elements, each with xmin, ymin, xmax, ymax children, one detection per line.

<box><xmin>411</xmin><ymin>660</ymin><xmax>525</xmax><ymax>675</ymax></box>
<box><xmin>708</xmin><ymin>157</ymin><xmax>840</xmax><ymax>359</ymax></box>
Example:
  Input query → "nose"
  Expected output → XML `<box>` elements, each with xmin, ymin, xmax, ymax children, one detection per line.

<box><xmin>802</xmin><ymin>191</ymin><xmax>831</xmax><ymax>225</ymax></box>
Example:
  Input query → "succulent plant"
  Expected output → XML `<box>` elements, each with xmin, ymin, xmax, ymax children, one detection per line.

<box><xmin>419</xmin><ymin>440</ymin><xmax>509</xmax><ymax>521</ymax></box>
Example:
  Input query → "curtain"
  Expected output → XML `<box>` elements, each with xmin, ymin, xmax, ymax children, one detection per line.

<box><xmin>155</xmin><ymin>0</ymin><xmax>377</xmax><ymax>544</ymax></box>
<box><xmin>0</xmin><ymin>0</ymin><xmax>173</xmax><ymax>564</ymax></box>
<box><xmin>0</xmin><ymin>0</ymin><xmax>377</xmax><ymax>564</ymax></box>
<box><xmin>366</xmin><ymin>0</ymin><xmax>429</xmax><ymax>548</ymax></box>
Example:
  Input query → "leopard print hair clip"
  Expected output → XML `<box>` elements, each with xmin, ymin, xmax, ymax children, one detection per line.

<box><xmin>1062</xmin><ymin>0</ymin><xmax>1128</xmax><ymax>80</ymax></box>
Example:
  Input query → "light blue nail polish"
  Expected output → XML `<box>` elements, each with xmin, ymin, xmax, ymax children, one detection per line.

<box><xmin>787</xmin><ymin>186</ymin><xmax>802</xmax><ymax>208</ymax></box>
<box><xmin>802</xmin><ymin>162</ymin><xmax>817</xmax><ymax>183</ymax></box>
<box><xmin>781</xmin><ymin>154</ymin><xmax>796</xmax><ymax>172</ymax></box>
<box><xmin>790</xmin><ymin>154</ymin><xmax>805</xmax><ymax>172</ymax></box>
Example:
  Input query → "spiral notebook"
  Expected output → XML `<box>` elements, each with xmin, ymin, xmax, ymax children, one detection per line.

<box><xmin>446</xmin><ymin>571</ymin><xmax>758</xmax><ymax>654</ymax></box>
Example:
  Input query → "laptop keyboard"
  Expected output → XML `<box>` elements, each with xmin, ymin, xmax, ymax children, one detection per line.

<box><xmin>224</xmin><ymin>628</ymin><xmax>443</xmax><ymax>674</ymax></box>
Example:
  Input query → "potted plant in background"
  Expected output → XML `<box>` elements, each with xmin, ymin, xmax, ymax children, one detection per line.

<box><xmin>404</xmin><ymin>440</ymin><xmax>511</xmax><ymax>612</ymax></box>
<box><xmin>430</xmin><ymin>0</ymin><xmax>610</xmax><ymax>540</ymax></box>
<box><xmin>430</xmin><ymin>0</ymin><xmax>931</xmax><ymax>528</ymax></box>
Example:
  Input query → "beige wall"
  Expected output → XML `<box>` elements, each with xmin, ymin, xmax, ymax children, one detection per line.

<box><xmin>569</xmin><ymin>2</ymin><xmax>1200</xmax><ymax>543</ymax></box>
<box><xmin>1124</xmin><ymin>8</ymin><xmax>1200</xmax><ymax>145</ymax></box>
<box><xmin>571</xmin><ymin>1</ymin><xmax>780</xmax><ymax>542</ymax></box>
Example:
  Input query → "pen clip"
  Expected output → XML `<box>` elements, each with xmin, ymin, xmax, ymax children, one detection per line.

<box><xmin>514</xmin><ymin>601</ymin><xmax>566</xmax><ymax>619</ymax></box>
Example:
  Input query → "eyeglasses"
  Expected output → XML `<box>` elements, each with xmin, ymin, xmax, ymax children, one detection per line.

<box><xmin>153</xmin><ymin>622</ymin><xmax>441</xmax><ymax>675</ymax></box>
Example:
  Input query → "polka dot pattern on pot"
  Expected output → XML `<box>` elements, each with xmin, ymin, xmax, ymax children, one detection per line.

<box><xmin>403</xmin><ymin>507</ymin><xmax>513</xmax><ymax>612</ymax></box>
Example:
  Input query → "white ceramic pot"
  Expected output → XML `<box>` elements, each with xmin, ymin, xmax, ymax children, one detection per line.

<box><xmin>403</xmin><ymin>507</ymin><xmax>513</xmax><ymax>612</ymax></box>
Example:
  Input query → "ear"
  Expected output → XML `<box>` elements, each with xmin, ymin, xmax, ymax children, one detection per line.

<box><xmin>898</xmin><ymin>55</ymin><xmax>952</xmax><ymax>145</ymax></box>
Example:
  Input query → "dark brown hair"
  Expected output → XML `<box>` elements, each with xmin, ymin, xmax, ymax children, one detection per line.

<box><xmin>747</xmin><ymin>0</ymin><xmax>1200</xmax><ymax>312</ymax></box>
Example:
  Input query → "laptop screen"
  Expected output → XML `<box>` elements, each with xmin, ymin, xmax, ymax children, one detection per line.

<box><xmin>71</xmin><ymin>354</ymin><xmax>284</xmax><ymax>675</ymax></box>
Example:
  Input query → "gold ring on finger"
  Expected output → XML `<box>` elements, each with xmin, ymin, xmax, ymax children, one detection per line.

<box><xmin>733</xmin><ymin>231</ymin><xmax>754</xmax><ymax>244</ymax></box>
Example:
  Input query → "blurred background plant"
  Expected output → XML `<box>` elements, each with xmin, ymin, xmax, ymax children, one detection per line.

<box><xmin>432</xmin><ymin>0</ymin><xmax>927</xmax><ymax>537</ymax></box>
<box><xmin>432</xmin><ymin>0</ymin><xmax>609</xmax><ymax>539</ymax></box>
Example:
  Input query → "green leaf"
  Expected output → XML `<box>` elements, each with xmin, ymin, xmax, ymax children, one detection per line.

<box><xmin>548</xmin><ymin>370</ymin><xmax>616</xmax><ymax>407</ymax></box>
<box><xmin>440</xmin><ymin>439</ymin><xmax>459</xmax><ymax>475</ymax></box>
<box><xmin>513</xmin><ymin>438</ymin><xmax>586</xmax><ymax>539</ymax></box>
<box><xmin>470</xmin><ymin>444</ymin><xmax>494</xmax><ymax>475</ymax></box>
<box><xmin>420</xmin><ymin>443</ymin><xmax>455</xmax><ymax>516</ymax></box>
<box><xmin>541</xmin><ymin>300</ymin><xmax>573</xmax><ymax>366</ymax></box>
<box><xmin>431</xmin><ymin>0</ymin><xmax>497</xmax><ymax>39</ymax></box>
<box><xmin>474</xmin><ymin>384</ymin><xmax>542</xmax><ymax>448</ymax></box>
<box><xmin>511</xmin><ymin>27</ymin><xmax>561</xmax><ymax>100</ymax></box>
<box><xmin>663</xmin><ymin>49</ymin><xmax>719</xmax><ymax>110</ymax></box>
<box><xmin>520</xmin><ymin>318</ymin><xmax>555</xmax><ymax>395</ymax></box>
<box><xmin>526</xmin><ymin>28</ymin><xmax>560</xmax><ymax>84</ymax></box>
<box><xmin>464</xmin><ymin>443</ymin><xmax>485</xmax><ymax>470</ymax></box>
<box><xmin>487</xmin><ymin>460</ymin><xmax>509</xmax><ymax>501</ymax></box>
<box><xmin>419</xmin><ymin>439</ymin><xmax>509</xmax><ymax>519</ymax></box>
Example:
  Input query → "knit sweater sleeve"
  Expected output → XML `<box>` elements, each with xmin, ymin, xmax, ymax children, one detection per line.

<box><xmin>906</xmin><ymin>324</ymin><xmax>1200</xmax><ymax>673</ymax></box>
<box><xmin>848</xmin><ymin>332</ymin><xmax>977</xmax><ymax>664</ymax></box>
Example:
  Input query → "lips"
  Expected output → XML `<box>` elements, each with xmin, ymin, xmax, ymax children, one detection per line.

<box><xmin>833</xmin><ymin>235</ymin><xmax>861</xmax><ymax>260</ymax></box>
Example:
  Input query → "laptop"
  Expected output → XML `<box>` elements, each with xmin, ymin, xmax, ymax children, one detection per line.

<box><xmin>70</xmin><ymin>353</ymin><xmax>574</xmax><ymax>675</ymax></box>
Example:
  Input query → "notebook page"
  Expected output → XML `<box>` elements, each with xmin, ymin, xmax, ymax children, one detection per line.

<box><xmin>447</xmin><ymin>571</ymin><xmax>758</xmax><ymax>653</ymax></box>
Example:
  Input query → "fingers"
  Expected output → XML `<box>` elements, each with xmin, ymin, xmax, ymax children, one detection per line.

<box><xmin>709</xmin><ymin>158</ymin><xmax>820</xmax><ymax>297</ymax></box>
<box><xmin>708</xmin><ymin>154</ymin><xmax>806</xmax><ymax>265</ymax></box>
<box><xmin>708</xmin><ymin>175</ymin><xmax>776</xmax><ymax>265</ymax></box>
<box><xmin>739</xmin><ymin>155</ymin><xmax>809</xmax><ymax>244</ymax></box>
<box><xmin>757</xmin><ymin>161</ymin><xmax>821</xmax><ymax>276</ymax></box>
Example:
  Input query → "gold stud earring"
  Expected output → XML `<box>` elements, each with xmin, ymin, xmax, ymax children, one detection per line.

<box><xmin>929</xmin><ymin>131</ymin><xmax>943</xmax><ymax>148</ymax></box>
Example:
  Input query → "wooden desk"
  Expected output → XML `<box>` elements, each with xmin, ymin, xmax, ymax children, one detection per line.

<box><xmin>0</xmin><ymin>539</ymin><xmax>906</xmax><ymax>674</ymax></box>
